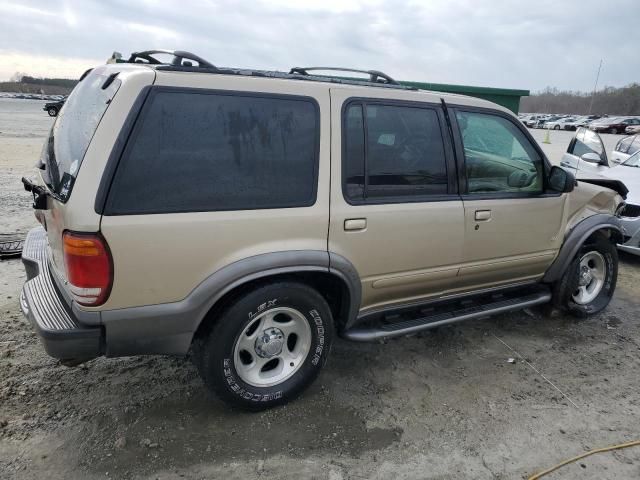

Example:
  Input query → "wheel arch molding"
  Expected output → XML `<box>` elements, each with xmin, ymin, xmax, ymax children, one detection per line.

<box><xmin>101</xmin><ymin>250</ymin><xmax>361</xmax><ymax>357</ymax></box>
<box><xmin>543</xmin><ymin>214</ymin><xmax>623</xmax><ymax>283</ymax></box>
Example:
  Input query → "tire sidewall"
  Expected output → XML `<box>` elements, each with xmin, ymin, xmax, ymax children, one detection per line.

<box><xmin>203</xmin><ymin>283</ymin><xmax>333</xmax><ymax>409</ymax></box>
<box><xmin>48</xmin><ymin>108</ymin><xmax>57</xmax><ymax>116</ymax></box>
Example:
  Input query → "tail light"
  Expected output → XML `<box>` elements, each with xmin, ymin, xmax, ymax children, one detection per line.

<box><xmin>62</xmin><ymin>231</ymin><xmax>113</xmax><ymax>306</ymax></box>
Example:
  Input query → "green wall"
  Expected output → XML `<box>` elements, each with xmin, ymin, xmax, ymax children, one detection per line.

<box><xmin>399</xmin><ymin>81</ymin><xmax>529</xmax><ymax>114</ymax></box>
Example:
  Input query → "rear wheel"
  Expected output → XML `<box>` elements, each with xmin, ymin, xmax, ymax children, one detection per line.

<box><xmin>554</xmin><ymin>125</ymin><xmax>560</xmax><ymax>130</ymax></box>
<box><xmin>553</xmin><ymin>234</ymin><xmax>618</xmax><ymax>317</ymax></box>
<box><xmin>610</xmin><ymin>128</ymin><xmax>618</xmax><ymax>135</ymax></box>
<box><xmin>47</xmin><ymin>108</ymin><xmax>58</xmax><ymax>117</ymax></box>
<box><xmin>193</xmin><ymin>282</ymin><xmax>334</xmax><ymax>410</ymax></box>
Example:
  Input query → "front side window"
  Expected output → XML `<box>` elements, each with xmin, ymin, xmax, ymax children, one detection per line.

<box><xmin>344</xmin><ymin>102</ymin><xmax>449</xmax><ymax>202</ymax></box>
<box><xmin>105</xmin><ymin>90</ymin><xmax>319</xmax><ymax>214</ymax></box>
<box><xmin>456</xmin><ymin>111</ymin><xmax>543</xmax><ymax>194</ymax></box>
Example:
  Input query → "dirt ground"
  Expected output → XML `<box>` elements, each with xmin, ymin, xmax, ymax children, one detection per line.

<box><xmin>1</xmin><ymin>99</ymin><xmax>640</xmax><ymax>480</ymax></box>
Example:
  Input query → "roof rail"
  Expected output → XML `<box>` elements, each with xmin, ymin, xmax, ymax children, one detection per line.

<box><xmin>289</xmin><ymin>67</ymin><xmax>399</xmax><ymax>85</ymax></box>
<box><xmin>126</xmin><ymin>50</ymin><xmax>216</xmax><ymax>69</ymax></box>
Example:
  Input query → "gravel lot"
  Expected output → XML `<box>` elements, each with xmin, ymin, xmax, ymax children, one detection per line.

<box><xmin>1</xmin><ymin>99</ymin><xmax>639</xmax><ymax>480</ymax></box>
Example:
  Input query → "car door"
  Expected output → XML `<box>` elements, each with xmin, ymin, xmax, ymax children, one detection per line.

<box><xmin>560</xmin><ymin>127</ymin><xmax>610</xmax><ymax>173</ymax></box>
<box><xmin>329</xmin><ymin>88</ymin><xmax>464</xmax><ymax>314</ymax></box>
<box><xmin>449</xmin><ymin>106</ymin><xmax>567</xmax><ymax>288</ymax></box>
<box><xmin>611</xmin><ymin>135</ymin><xmax>640</xmax><ymax>165</ymax></box>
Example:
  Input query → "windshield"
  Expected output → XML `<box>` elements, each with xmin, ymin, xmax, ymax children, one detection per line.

<box><xmin>622</xmin><ymin>151</ymin><xmax>640</xmax><ymax>168</ymax></box>
<box><xmin>41</xmin><ymin>69</ymin><xmax>121</xmax><ymax>201</ymax></box>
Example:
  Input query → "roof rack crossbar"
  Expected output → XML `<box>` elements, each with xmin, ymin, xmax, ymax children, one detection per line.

<box><xmin>126</xmin><ymin>50</ymin><xmax>216</xmax><ymax>69</ymax></box>
<box><xmin>289</xmin><ymin>67</ymin><xmax>399</xmax><ymax>85</ymax></box>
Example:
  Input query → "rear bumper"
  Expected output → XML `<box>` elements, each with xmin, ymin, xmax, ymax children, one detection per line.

<box><xmin>20</xmin><ymin>227</ymin><xmax>103</xmax><ymax>361</ymax></box>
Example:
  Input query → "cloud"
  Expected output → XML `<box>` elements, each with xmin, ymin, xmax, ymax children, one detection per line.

<box><xmin>0</xmin><ymin>0</ymin><xmax>637</xmax><ymax>91</ymax></box>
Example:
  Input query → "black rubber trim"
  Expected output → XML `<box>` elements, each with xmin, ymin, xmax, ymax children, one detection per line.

<box><xmin>543</xmin><ymin>214</ymin><xmax>623</xmax><ymax>283</ymax></box>
<box><xmin>340</xmin><ymin>96</ymin><xmax>459</xmax><ymax>206</ymax></box>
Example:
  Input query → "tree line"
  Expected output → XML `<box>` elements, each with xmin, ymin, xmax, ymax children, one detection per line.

<box><xmin>521</xmin><ymin>84</ymin><xmax>640</xmax><ymax>115</ymax></box>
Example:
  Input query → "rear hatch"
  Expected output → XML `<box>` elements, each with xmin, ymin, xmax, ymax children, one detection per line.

<box><xmin>37</xmin><ymin>68</ymin><xmax>123</xmax><ymax>286</ymax></box>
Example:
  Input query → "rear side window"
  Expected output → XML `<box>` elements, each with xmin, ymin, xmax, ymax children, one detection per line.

<box><xmin>105</xmin><ymin>90</ymin><xmax>319</xmax><ymax>214</ymax></box>
<box><xmin>343</xmin><ymin>102</ymin><xmax>449</xmax><ymax>202</ymax></box>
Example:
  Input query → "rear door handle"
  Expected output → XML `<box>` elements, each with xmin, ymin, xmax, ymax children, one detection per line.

<box><xmin>344</xmin><ymin>218</ymin><xmax>367</xmax><ymax>231</ymax></box>
<box><xmin>475</xmin><ymin>210</ymin><xmax>491</xmax><ymax>221</ymax></box>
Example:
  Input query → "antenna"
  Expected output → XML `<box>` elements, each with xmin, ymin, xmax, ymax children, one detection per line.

<box><xmin>588</xmin><ymin>59</ymin><xmax>603</xmax><ymax>115</ymax></box>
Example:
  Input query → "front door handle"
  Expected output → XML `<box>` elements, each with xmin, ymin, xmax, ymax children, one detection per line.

<box><xmin>344</xmin><ymin>218</ymin><xmax>367</xmax><ymax>231</ymax></box>
<box><xmin>475</xmin><ymin>210</ymin><xmax>491</xmax><ymax>221</ymax></box>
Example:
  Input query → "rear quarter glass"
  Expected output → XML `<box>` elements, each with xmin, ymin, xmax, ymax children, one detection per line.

<box><xmin>41</xmin><ymin>69</ymin><xmax>121</xmax><ymax>201</ymax></box>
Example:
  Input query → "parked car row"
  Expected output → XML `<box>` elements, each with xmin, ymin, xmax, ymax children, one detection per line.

<box><xmin>519</xmin><ymin>113</ymin><xmax>640</xmax><ymax>134</ymax></box>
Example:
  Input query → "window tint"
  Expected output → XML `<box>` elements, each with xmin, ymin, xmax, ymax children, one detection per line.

<box><xmin>343</xmin><ymin>102</ymin><xmax>448</xmax><ymax>201</ymax></box>
<box><xmin>456</xmin><ymin>111</ymin><xmax>543</xmax><ymax>194</ymax></box>
<box><xmin>105</xmin><ymin>91</ymin><xmax>318</xmax><ymax>214</ymax></box>
<box><xmin>344</xmin><ymin>104</ymin><xmax>365</xmax><ymax>199</ymax></box>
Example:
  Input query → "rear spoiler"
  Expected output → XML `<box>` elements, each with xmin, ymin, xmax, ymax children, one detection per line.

<box><xmin>578</xmin><ymin>178</ymin><xmax>628</xmax><ymax>199</ymax></box>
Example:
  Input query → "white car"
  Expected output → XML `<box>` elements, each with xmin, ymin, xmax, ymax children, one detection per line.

<box><xmin>611</xmin><ymin>135</ymin><xmax>640</xmax><ymax>164</ymax></box>
<box><xmin>559</xmin><ymin>128</ymin><xmax>639</xmax><ymax>255</ymax></box>
<box><xmin>545</xmin><ymin>117</ymin><xmax>576</xmax><ymax>130</ymax></box>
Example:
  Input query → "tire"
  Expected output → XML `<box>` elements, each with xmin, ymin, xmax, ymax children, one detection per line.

<box><xmin>552</xmin><ymin>234</ymin><xmax>618</xmax><ymax>317</ymax></box>
<box><xmin>193</xmin><ymin>282</ymin><xmax>334</xmax><ymax>410</ymax></box>
<box><xmin>47</xmin><ymin>108</ymin><xmax>58</xmax><ymax>117</ymax></box>
<box><xmin>554</xmin><ymin>125</ymin><xmax>560</xmax><ymax>130</ymax></box>
<box><xmin>610</xmin><ymin>128</ymin><xmax>618</xmax><ymax>135</ymax></box>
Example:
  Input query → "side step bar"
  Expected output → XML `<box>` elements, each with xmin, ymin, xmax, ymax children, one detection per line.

<box><xmin>342</xmin><ymin>287</ymin><xmax>551</xmax><ymax>342</ymax></box>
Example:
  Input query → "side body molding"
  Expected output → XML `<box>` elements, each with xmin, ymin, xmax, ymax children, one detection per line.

<box><xmin>543</xmin><ymin>213</ymin><xmax>623</xmax><ymax>283</ymax></box>
<box><xmin>100</xmin><ymin>250</ymin><xmax>362</xmax><ymax>357</ymax></box>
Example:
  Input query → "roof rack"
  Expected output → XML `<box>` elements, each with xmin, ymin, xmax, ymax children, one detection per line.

<box><xmin>123</xmin><ymin>50</ymin><xmax>216</xmax><ymax>69</ymax></box>
<box><xmin>110</xmin><ymin>49</ymin><xmax>416</xmax><ymax>91</ymax></box>
<box><xmin>289</xmin><ymin>67</ymin><xmax>399</xmax><ymax>85</ymax></box>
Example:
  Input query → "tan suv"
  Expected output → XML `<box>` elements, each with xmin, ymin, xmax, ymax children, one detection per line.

<box><xmin>20</xmin><ymin>50</ymin><xmax>628</xmax><ymax>410</ymax></box>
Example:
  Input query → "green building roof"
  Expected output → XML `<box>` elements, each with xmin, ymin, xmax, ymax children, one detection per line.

<box><xmin>399</xmin><ymin>80</ymin><xmax>530</xmax><ymax>113</ymax></box>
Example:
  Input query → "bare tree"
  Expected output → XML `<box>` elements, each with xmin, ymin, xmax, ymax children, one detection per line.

<box><xmin>521</xmin><ymin>84</ymin><xmax>640</xmax><ymax>115</ymax></box>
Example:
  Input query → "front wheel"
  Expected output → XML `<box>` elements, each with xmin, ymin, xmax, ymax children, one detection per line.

<box><xmin>553</xmin><ymin>234</ymin><xmax>618</xmax><ymax>317</ymax></box>
<box><xmin>193</xmin><ymin>282</ymin><xmax>334</xmax><ymax>410</ymax></box>
<box><xmin>47</xmin><ymin>108</ymin><xmax>58</xmax><ymax>117</ymax></box>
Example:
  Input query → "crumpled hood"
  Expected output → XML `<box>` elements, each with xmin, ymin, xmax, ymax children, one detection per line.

<box><xmin>600</xmin><ymin>165</ymin><xmax>640</xmax><ymax>205</ymax></box>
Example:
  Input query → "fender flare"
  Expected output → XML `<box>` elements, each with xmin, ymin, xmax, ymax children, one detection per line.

<box><xmin>543</xmin><ymin>214</ymin><xmax>623</xmax><ymax>283</ymax></box>
<box><xmin>101</xmin><ymin>250</ymin><xmax>361</xmax><ymax>356</ymax></box>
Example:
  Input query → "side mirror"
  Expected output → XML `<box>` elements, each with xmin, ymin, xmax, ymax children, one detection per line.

<box><xmin>581</xmin><ymin>152</ymin><xmax>602</xmax><ymax>164</ymax></box>
<box><xmin>549</xmin><ymin>166</ymin><xmax>575</xmax><ymax>193</ymax></box>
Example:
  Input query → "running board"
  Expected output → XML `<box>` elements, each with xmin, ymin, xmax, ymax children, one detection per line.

<box><xmin>342</xmin><ymin>286</ymin><xmax>551</xmax><ymax>342</ymax></box>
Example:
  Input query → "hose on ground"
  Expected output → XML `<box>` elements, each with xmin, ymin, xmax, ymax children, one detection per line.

<box><xmin>528</xmin><ymin>439</ymin><xmax>640</xmax><ymax>480</ymax></box>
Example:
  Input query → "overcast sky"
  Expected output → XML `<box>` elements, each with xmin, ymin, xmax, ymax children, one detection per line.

<box><xmin>0</xmin><ymin>0</ymin><xmax>637</xmax><ymax>92</ymax></box>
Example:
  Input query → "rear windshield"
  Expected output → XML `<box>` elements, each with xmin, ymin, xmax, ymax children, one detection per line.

<box><xmin>41</xmin><ymin>69</ymin><xmax>121</xmax><ymax>201</ymax></box>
